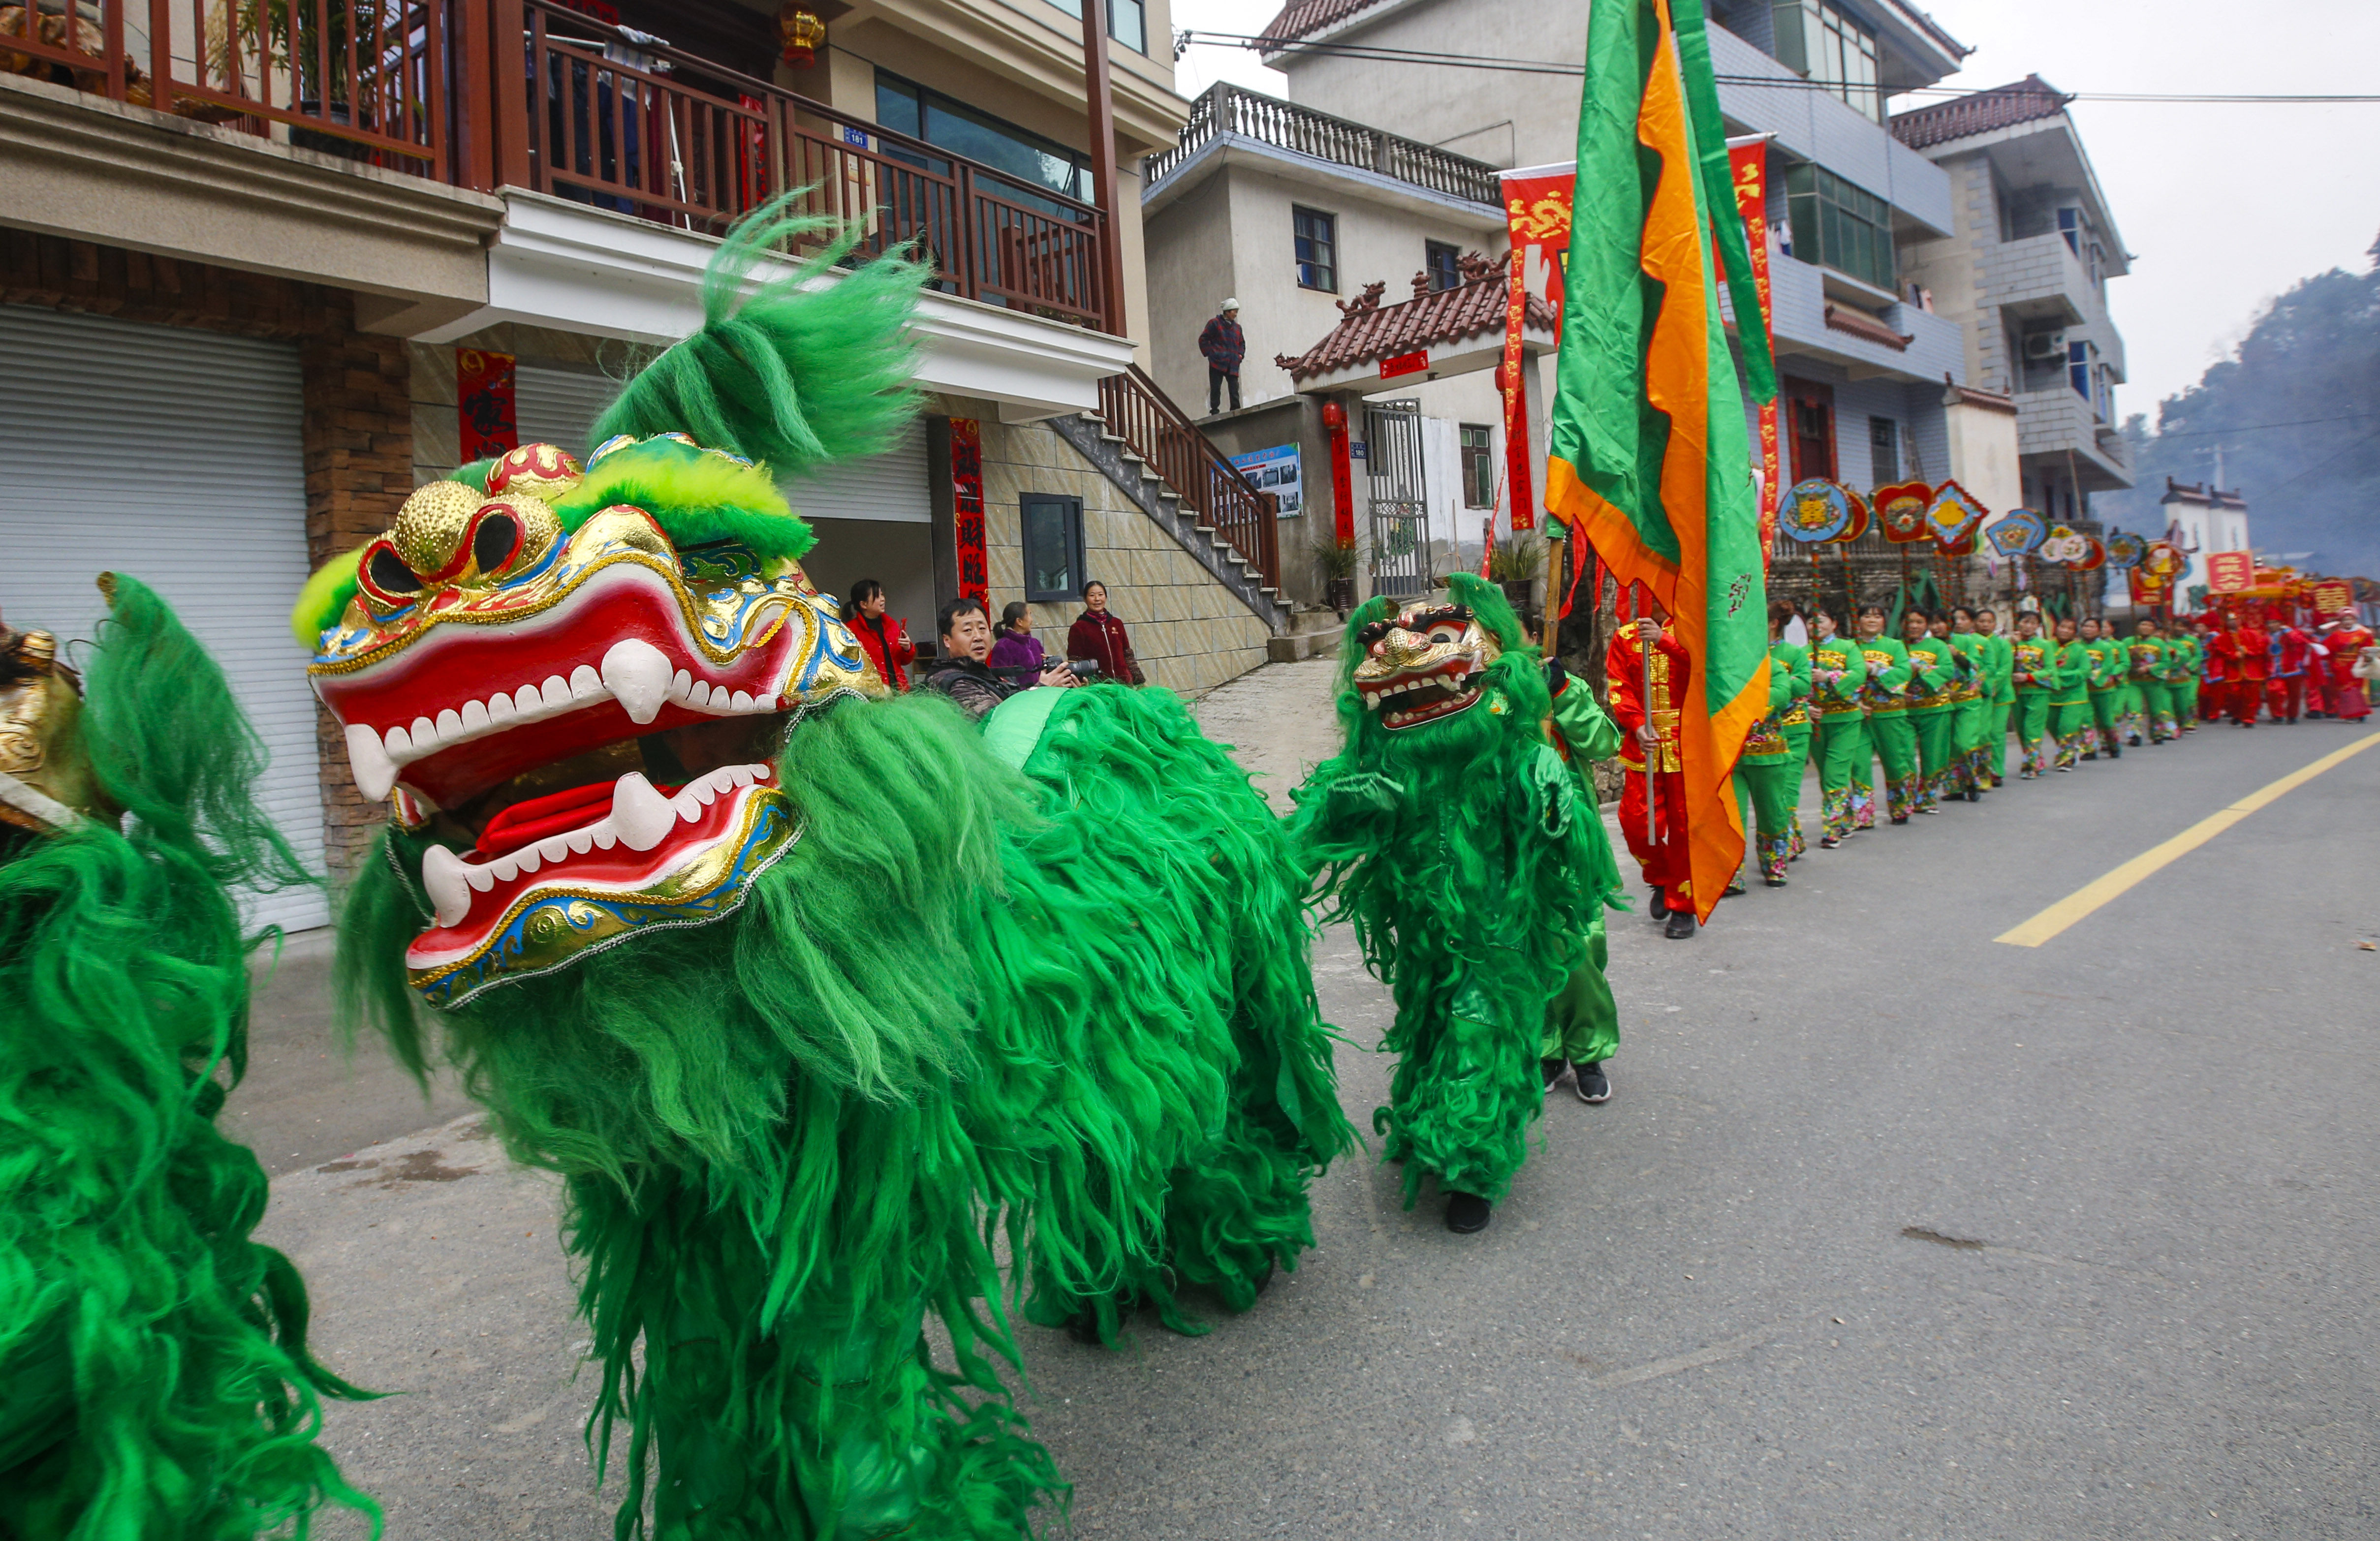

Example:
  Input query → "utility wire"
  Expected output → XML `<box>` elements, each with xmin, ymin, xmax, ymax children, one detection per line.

<box><xmin>1181</xmin><ymin>31</ymin><xmax>2380</xmax><ymax>103</ymax></box>
<box><xmin>2156</xmin><ymin>411</ymin><xmax>2380</xmax><ymax>438</ymax></box>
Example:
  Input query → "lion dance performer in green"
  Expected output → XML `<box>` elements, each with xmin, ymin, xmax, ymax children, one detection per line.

<box><xmin>1</xmin><ymin>578</ymin><xmax>375</xmax><ymax>1537</ymax></box>
<box><xmin>1291</xmin><ymin>579</ymin><xmax>1625</xmax><ymax>1235</ymax></box>
<box><xmin>303</xmin><ymin>203</ymin><xmax>1350</xmax><ymax>1540</ymax></box>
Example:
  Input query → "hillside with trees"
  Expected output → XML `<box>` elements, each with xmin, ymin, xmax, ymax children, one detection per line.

<box><xmin>2096</xmin><ymin>241</ymin><xmax>2380</xmax><ymax>580</ymax></box>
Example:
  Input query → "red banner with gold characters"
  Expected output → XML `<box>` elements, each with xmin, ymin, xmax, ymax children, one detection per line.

<box><xmin>2204</xmin><ymin>550</ymin><xmax>2255</xmax><ymax>594</ymax></box>
<box><xmin>948</xmin><ymin>417</ymin><xmax>988</xmax><ymax>604</ymax></box>
<box><xmin>457</xmin><ymin>348</ymin><xmax>518</xmax><ymax>462</ymax></box>
<box><xmin>2310</xmin><ymin>578</ymin><xmax>2353</xmax><ymax>616</ymax></box>
<box><xmin>1724</xmin><ymin>137</ymin><xmax>1778</xmax><ymax>565</ymax></box>
<box><xmin>1502</xmin><ymin>168</ymin><xmax>1573</xmax><ymax>547</ymax></box>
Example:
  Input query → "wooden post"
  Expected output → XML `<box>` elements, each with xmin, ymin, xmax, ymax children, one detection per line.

<box><xmin>1078</xmin><ymin>0</ymin><xmax>1129</xmax><ymax>338</ymax></box>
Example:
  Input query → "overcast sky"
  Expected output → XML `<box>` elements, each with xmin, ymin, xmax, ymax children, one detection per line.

<box><xmin>1169</xmin><ymin>0</ymin><xmax>2380</xmax><ymax>427</ymax></box>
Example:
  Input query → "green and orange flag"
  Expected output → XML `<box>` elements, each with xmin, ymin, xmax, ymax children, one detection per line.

<box><xmin>1545</xmin><ymin>0</ymin><xmax>1776</xmax><ymax>922</ymax></box>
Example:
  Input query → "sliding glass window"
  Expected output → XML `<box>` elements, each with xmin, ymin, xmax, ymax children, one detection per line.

<box><xmin>1783</xmin><ymin>163</ymin><xmax>1895</xmax><ymax>291</ymax></box>
<box><xmin>875</xmin><ymin>71</ymin><xmax>1093</xmax><ymax>211</ymax></box>
<box><xmin>1771</xmin><ymin>0</ymin><xmax>1881</xmax><ymax>123</ymax></box>
<box><xmin>1046</xmin><ymin>0</ymin><xmax>1148</xmax><ymax>55</ymax></box>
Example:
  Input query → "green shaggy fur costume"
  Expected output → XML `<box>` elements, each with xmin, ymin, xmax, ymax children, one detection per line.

<box><xmin>1292</xmin><ymin>576</ymin><xmax>1621</xmax><ymax>1207</ymax></box>
<box><xmin>0</xmin><ymin>577</ymin><xmax>374</xmax><ymax>1539</ymax></box>
<box><xmin>333</xmin><ymin>203</ymin><xmax>1351</xmax><ymax>1539</ymax></box>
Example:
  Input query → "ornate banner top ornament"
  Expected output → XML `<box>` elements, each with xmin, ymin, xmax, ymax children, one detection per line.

<box><xmin>1925</xmin><ymin>480</ymin><xmax>1988</xmax><ymax>551</ymax></box>
<box><xmin>1780</xmin><ymin>478</ymin><xmax>1853</xmax><ymax>543</ymax></box>
<box><xmin>2103</xmin><ymin>530</ymin><xmax>2145</xmax><ymax>569</ymax></box>
<box><xmin>1872</xmin><ymin>479</ymin><xmax>1934</xmax><ymax>544</ymax></box>
<box><xmin>1984</xmin><ymin>508</ymin><xmax>2047</xmax><ymax>556</ymax></box>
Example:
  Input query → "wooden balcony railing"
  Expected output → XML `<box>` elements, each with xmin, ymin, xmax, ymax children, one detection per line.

<box><xmin>6</xmin><ymin>0</ymin><xmax>1113</xmax><ymax>331</ymax></box>
<box><xmin>1097</xmin><ymin>365</ymin><xmax>1280</xmax><ymax>592</ymax></box>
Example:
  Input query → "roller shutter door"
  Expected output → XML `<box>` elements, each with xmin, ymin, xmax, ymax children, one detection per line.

<box><xmin>0</xmin><ymin>305</ymin><xmax>329</xmax><ymax>932</ymax></box>
<box><xmin>514</xmin><ymin>364</ymin><xmax>929</xmax><ymax>523</ymax></box>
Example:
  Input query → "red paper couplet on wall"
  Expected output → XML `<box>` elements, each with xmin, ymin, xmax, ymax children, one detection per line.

<box><xmin>948</xmin><ymin>417</ymin><xmax>988</xmax><ymax>604</ymax></box>
<box><xmin>457</xmin><ymin>348</ymin><xmax>518</xmax><ymax>462</ymax></box>
<box><xmin>1379</xmin><ymin>350</ymin><xmax>1429</xmax><ymax>380</ymax></box>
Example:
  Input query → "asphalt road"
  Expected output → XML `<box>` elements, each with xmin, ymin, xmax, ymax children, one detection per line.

<box><xmin>244</xmin><ymin>672</ymin><xmax>2380</xmax><ymax>1540</ymax></box>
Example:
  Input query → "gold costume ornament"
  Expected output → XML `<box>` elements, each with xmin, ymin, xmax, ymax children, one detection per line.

<box><xmin>0</xmin><ymin>585</ymin><xmax>109</xmax><ymax>834</ymax></box>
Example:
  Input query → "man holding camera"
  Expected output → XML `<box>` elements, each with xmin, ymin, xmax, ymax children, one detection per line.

<box><xmin>925</xmin><ymin>596</ymin><xmax>1081</xmax><ymax>721</ymax></box>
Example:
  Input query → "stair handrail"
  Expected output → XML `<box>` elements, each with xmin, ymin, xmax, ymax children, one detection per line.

<box><xmin>1096</xmin><ymin>366</ymin><xmax>1280</xmax><ymax>592</ymax></box>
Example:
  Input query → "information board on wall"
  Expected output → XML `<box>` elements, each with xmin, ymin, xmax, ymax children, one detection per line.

<box><xmin>1230</xmin><ymin>443</ymin><xmax>1304</xmax><ymax>516</ymax></box>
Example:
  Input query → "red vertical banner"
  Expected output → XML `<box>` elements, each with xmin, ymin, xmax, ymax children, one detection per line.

<box><xmin>1502</xmin><ymin>167</ymin><xmax>1574</xmax><ymax>559</ymax></box>
<box><xmin>457</xmin><ymin>348</ymin><xmax>518</xmax><ymax>462</ymax></box>
<box><xmin>1725</xmin><ymin>137</ymin><xmax>1778</xmax><ymax>573</ymax></box>
<box><xmin>1322</xmin><ymin>400</ymin><xmax>1356</xmax><ymax>549</ymax></box>
<box><xmin>948</xmin><ymin>417</ymin><xmax>988</xmax><ymax>604</ymax></box>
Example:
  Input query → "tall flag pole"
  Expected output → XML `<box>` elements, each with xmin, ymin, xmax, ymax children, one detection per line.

<box><xmin>1543</xmin><ymin>0</ymin><xmax>1778</xmax><ymax>924</ymax></box>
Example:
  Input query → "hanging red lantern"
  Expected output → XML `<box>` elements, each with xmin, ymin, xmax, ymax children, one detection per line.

<box><xmin>778</xmin><ymin>6</ymin><xmax>825</xmax><ymax>67</ymax></box>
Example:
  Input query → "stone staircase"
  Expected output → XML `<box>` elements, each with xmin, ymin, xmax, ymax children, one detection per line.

<box><xmin>1048</xmin><ymin>405</ymin><xmax>1291</xmax><ymax>637</ymax></box>
<box><xmin>1266</xmin><ymin>605</ymin><xmax>1345</xmax><ymax>662</ymax></box>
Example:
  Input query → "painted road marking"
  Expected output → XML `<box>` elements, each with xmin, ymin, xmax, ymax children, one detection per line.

<box><xmin>1996</xmin><ymin>731</ymin><xmax>2380</xmax><ymax>948</ymax></box>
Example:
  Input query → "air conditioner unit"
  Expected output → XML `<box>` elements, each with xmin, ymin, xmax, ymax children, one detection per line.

<box><xmin>2023</xmin><ymin>331</ymin><xmax>2067</xmax><ymax>362</ymax></box>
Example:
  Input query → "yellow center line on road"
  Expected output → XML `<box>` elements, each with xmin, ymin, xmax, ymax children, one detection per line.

<box><xmin>1996</xmin><ymin>731</ymin><xmax>2380</xmax><ymax>948</ymax></box>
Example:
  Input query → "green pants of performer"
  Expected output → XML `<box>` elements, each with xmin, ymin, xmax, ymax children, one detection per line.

<box><xmin>2052</xmin><ymin>698</ymin><xmax>2093</xmax><ymax>768</ymax></box>
<box><xmin>1951</xmin><ymin>696</ymin><xmax>1990</xmax><ymax>793</ymax></box>
<box><xmin>1740</xmin><ymin>757</ymin><xmax>1799</xmax><ymax>880</ymax></box>
<box><xmin>2180</xmin><ymin>679</ymin><xmax>2200</xmax><ymax>724</ymax></box>
<box><xmin>1868</xmin><ymin>710</ymin><xmax>1920</xmax><ymax>819</ymax></box>
<box><xmin>1784</xmin><ymin>724</ymin><xmax>1813</xmax><ymax>857</ymax></box>
<box><xmin>1990</xmin><ymin>698</ymin><xmax>2013</xmax><ymax>784</ymax></box>
<box><xmin>1910</xmin><ymin>709</ymin><xmax>1954</xmax><ymax>810</ymax></box>
<box><xmin>1816</xmin><ymin>712</ymin><xmax>1869</xmax><ymax>840</ymax></box>
<box><xmin>2014</xmin><ymin>691</ymin><xmax>2053</xmax><ymax>775</ymax></box>
<box><xmin>1541</xmin><ymin>914</ymin><xmax>1619</xmax><ymax>1066</ymax></box>
<box><xmin>2140</xmin><ymin>680</ymin><xmax>2176</xmax><ymax>740</ymax></box>
<box><xmin>2088</xmin><ymin>688</ymin><xmax>2120</xmax><ymax>752</ymax></box>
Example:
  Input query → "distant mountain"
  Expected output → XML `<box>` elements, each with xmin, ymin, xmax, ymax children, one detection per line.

<box><xmin>2094</xmin><ymin>248</ymin><xmax>2380</xmax><ymax>579</ymax></box>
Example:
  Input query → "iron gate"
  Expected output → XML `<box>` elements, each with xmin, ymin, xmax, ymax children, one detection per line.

<box><xmin>1365</xmin><ymin>398</ymin><xmax>1428</xmax><ymax>598</ymax></box>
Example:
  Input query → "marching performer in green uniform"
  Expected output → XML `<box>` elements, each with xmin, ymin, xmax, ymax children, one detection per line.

<box><xmin>2049</xmin><ymin>615</ymin><xmax>2094</xmax><ymax>771</ymax></box>
<box><xmin>2170</xmin><ymin>624</ymin><xmax>2203</xmax><ymax>730</ymax></box>
<box><xmin>1740</xmin><ymin>602</ymin><xmax>1813</xmax><ymax>884</ymax></box>
<box><xmin>2130</xmin><ymin>617</ymin><xmax>2177</xmax><ymax>742</ymax></box>
<box><xmin>1856</xmin><ymin>604</ymin><xmax>1919</xmax><ymax>823</ymax></box>
<box><xmin>1975</xmin><ymin>607</ymin><xmax>2015</xmax><ymax>788</ymax></box>
<box><xmin>2009</xmin><ymin>609</ymin><xmax>2058</xmax><ymax>778</ymax></box>
<box><xmin>1539</xmin><ymin>661</ymin><xmax>1626</xmax><ymax>1104</ymax></box>
<box><xmin>1945</xmin><ymin>608</ymin><xmax>1990</xmax><ymax>800</ymax></box>
<box><xmin>1903</xmin><ymin>608</ymin><xmax>1959</xmax><ymax>813</ymax></box>
<box><xmin>1810</xmin><ymin>608</ymin><xmax>1869</xmax><ymax>847</ymax></box>
<box><xmin>2080</xmin><ymin>617</ymin><xmax>2126</xmax><ymax>760</ymax></box>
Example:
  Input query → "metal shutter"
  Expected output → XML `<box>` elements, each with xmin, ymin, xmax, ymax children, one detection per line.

<box><xmin>0</xmin><ymin>305</ymin><xmax>328</xmax><ymax>932</ymax></box>
<box><xmin>513</xmin><ymin>365</ymin><xmax>928</xmax><ymax>524</ymax></box>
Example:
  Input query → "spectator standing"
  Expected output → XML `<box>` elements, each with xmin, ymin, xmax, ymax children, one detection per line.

<box><xmin>846</xmin><ymin>578</ymin><xmax>914</xmax><ymax>690</ymax></box>
<box><xmin>1199</xmin><ymin>300</ymin><xmax>1244</xmax><ymax>415</ymax></box>
<box><xmin>987</xmin><ymin>601</ymin><xmax>1046</xmax><ymax>676</ymax></box>
<box><xmin>925</xmin><ymin>597</ymin><xmax>1076</xmax><ymax>721</ymax></box>
<box><xmin>1065</xmin><ymin>580</ymin><xmax>1144</xmax><ymax>685</ymax></box>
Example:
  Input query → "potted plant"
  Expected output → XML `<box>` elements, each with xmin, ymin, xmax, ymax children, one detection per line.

<box><xmin>1488</xmin><ymin>534</ymin><xmax>1544</xmax><ymax>610</ymax></box>
<box><xmin>1317</xmin><ymin>540</ymin><xmax>1359</xmax><ymax>616</ymax></box>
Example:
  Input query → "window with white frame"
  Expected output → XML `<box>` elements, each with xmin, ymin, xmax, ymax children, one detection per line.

<box><xmin>1770</xmin><ymin>0</ymin><xmax>1880</xmax><ymax>123</ymax></box>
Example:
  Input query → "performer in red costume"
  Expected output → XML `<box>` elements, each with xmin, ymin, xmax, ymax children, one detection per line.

<box><xmin>2268</xmin><ymin>614</ymin><xmax>2316</xmax><ymax>723</ymax></box>
<box><xmin>1607</xmin><ymin>606</ymin><xmax>1698</xmax><ymax>940</ymax></box>
<box><xmin>2198</xmin><ymin>617</ymin><xmax>2231</xmax><ymax>723</ymax></box>
<box><xmin>2317</xmin><ymin>616</ymin><xmax>2375</xmax><ymax>721</ymax></box>
<box><xmin>2231</xmin><ymin>609</ymin><xmax>2271</xmax><ymax>726</ymax></box>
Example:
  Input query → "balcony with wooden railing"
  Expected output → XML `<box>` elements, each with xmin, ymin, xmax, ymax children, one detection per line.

<box><xmin>2</xmin><ymin>0</ymin><xmax>1114</xmax><ymax>330</ymax></box>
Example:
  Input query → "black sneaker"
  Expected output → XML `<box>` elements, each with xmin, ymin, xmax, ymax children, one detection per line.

<box><xmin>1541</xmin><ymin>1057</ymin><xmax>1569</xmax><ymax>1093</ymax></box>
<box><xmin>1575</xmin><ymin>1062</ymin><xmax>1611</xmax><ymax>1103</ymax></box>
<box><xmin>2109</xmin><ymin>744</ymin><xmax>2121</xmax><ymax>759</ymax></box>
<box><xmin>1648</xmin><ymin>883</ymin><xmax>1665</xmax><ymax>912</ymax></box>
<box><xmin>2082</xmin><ymin>751</ymin><xmax>2098</xmax><ymax>761</ymax></box>
<box><xmin>1664</xmin><ymin>908</ymin><xmax>1697</xmax><ymax>940</ymax></box>
<box><xmin>1444</xmin><ymin>1192</ymin><xmax>1492</xmax><ymax>1233</ymax></box>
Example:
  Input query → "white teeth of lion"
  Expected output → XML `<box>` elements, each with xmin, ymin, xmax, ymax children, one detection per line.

<box><xmin>569</xmin><ymin>665</ymin><xmax>603</xmax><ymax>700</ymax></box>
<box><xmin>460</xmin><ymin>698</ymin><xmax>490</xmax><ymax>733</ymax></box>
<box><xmin>420</xmin><ymin>843</ymin><xmax>472</xmax><ymax>927</ymax></box>
<box><xmin>610</xmin><ymin>771</ymin><xmax>678</xmax><ymax>852</ymax></box>
<box><xmin>1363</xmin><ymin>692</ymin><xmax>1380</xmax><ymax>710</ymax></box>
<box><xmin>536</xmin><ymin>834</ymin><xmax>571</xmax><ymax>863</ymax></box>
<box><xmin>345</xmin><ymin>723</ymin><xmax>399</xmax><ymax>801</ymax></box>
<box><xmin>600</xmin><ymin>639</ymin><xmax>672</xmax><ymax>726</ymax></box>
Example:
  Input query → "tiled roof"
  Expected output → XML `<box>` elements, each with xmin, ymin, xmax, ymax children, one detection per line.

<box><xmin>1256</xmin><ymin>0</ymin><xmax>1390</xmax><ymax>47</ymax></box>
<box><xmin>1890</xmin><ymin>75</ymin><xmax>2071</xmax><ymax>150</ymax></box>
<box><xmin>1942</xmin><ymin>380</ymin><xmax>2017</xmax><ymax>414</ymax></box>
<box><xmin>1823</xmin><ymin>304</ymin><xmax>1912</xmax><ymax>351</ymax></box>
<box><xmin>1273</xmin><ymin>269</ymin><xmax>1556</xmax><ymax>381</ymax></box>
<box><xmin>2160</xmin><ymin>477</ymin><xmax>2246</xmax><ymax>510</ymax></box>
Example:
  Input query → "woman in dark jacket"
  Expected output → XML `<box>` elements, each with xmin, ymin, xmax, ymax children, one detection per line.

<box><xmin>846</xmin><ymin>578</ymin><xmax>914</xmax><ymax>690</ymax></box>
<box><xmin>1065</xmin><ymin>580</ymin><xmax>1143</xmax><ymax>685</ymax></box>
<box><xmin>986</xmin><ymin>601</ymin><xmax>1046</xmax><ymax>675</ymax></box>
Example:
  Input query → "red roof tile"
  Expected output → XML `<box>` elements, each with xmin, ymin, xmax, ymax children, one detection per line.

<box><xmin>1273</xmin><ymin>269</ymin><xmax>1556</xmax><ymax>381</ymax></box>
<box><xmin>1257</xmin><ymin>0</ymin><xmax>1391</xmax><ymax>47</ymax></box>
<box><xmin>1823</xmin><ymin>303</ymin><xmax>1912</xmax><ymax>352</ymax></box>
<box><xmin>1890</xmin><ymin>75</ymin><xmax>2070</xmax><ymax>151</ymax></box>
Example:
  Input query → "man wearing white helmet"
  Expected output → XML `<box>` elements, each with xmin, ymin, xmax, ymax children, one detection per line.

<box><xmin>1199</xmin><ymin>298</ymin><xmax>1245</xmax><ymax>415</ymax></box>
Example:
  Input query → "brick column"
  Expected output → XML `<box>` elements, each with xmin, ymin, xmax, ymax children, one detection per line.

<box><xmin>300</xmin><ymin>291</ymin><xmax>414</xmax><ymax>884</ymax></box>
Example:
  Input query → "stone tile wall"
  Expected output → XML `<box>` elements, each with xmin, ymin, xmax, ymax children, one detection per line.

<box><xmin>971</xmin><ymin>415</ymin><xmax>1271</xmax><ymax>696</ymax></box>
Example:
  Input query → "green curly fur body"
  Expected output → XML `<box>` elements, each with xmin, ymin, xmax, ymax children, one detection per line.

<box><xmin>1292</xmin><ymin>575</ymin><xmax>1616</xmax><ymax>1205</ymax></box>
<box><xmin>0</xmin><ymin>577</ymin><xmax>376</xmax><ymax>1538</ymax></box>
<box><xmin>339</xmin><ymin>685</ymin><xmax>1350</xmax><ymax>1538</ymax></box>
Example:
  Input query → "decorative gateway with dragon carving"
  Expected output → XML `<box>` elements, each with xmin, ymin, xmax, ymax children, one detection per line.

<box><xmin>298</xmin><ymin>205</ymin><xmax>1352</xmax><ymax>1539</ymax></box>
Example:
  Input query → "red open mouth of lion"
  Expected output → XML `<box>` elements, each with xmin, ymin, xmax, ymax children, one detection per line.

<box><xmin>1355</xmin><ymin>655</ymin><xmax>1487</xmax><ymax>729</ymax></box>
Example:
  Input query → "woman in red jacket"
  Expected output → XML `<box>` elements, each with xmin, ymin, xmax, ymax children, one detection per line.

<box><xmin>1065</xmin><ymin>580</ymin><xmax>1145</xmax><ymax>685</ymax></box>
<box><xmin>845</xmin><ymin>578</ymin><xmax>914</xmax><ymax>690</ymax></box>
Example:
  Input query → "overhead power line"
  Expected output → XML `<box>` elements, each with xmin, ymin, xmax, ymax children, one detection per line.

<box><xmin>2156</xmin><ymin>411</ymin><xmax>2380</xmax><ymax>438</ymax></box>
<box><xmin>1179</xmin><ymin>31</ymin><xmax>2380</xmax><ymax>104</ymax></box>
